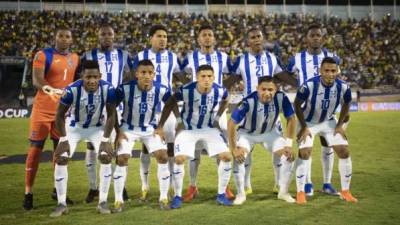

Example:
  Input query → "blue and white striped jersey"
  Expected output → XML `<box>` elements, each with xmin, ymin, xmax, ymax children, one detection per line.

<box><xmin>82</xmin><ymin>48</ymin><xmax>132</xmax><ymax>88</ymax></box>
<box><xmin>116</xmin><ymin>80</ymin><xmax>171</xmax><ymax>131</ymax></box>
<box><xmin>175</xmin><ymin>82</ymin><xmax>228</xmax><ymax>130</ymax></box>
<box><xmin>180</xmin><ymin>50</ymin><xmax>232</xmax><ymax>86</ymax></box>
<box><xmin>232</xmin><ymin>51</ymin><xmax>283</xmax><ymax>95</ymax></box>
<box><xmin>286</xmin><ymin>49</ymin><xmax>340</xmax><ymax>87</ymax></box>
<box><xmin>296</xmin><ymin>76</ymin><xmax>352</xmax><ymax>124</ymax></box>
<box><xmin>60</xmin><ymin>80</ymin><xmax>116</xmax><ymax>128</ymax></box>
<box><xmin>133</xmin><ymin>49</ymin><xmax>180</xmax><ymax>90</ymax></box>
<box><xmin>231</xmin><ymin>91</ymin><xmax>294</xmax><ymax>134</ymax></box>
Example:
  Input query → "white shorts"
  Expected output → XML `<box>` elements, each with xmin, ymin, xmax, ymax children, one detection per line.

<box><xmin>163</xmin><ymin>113</ymin><xmax>176</xmax><ymax>143</ymax></box>
<box><xmin>298</xmin><ymin>119</ymin><xmax>349</xmax><ymax>149</ymax></box>
<box><xmin>194</xmin><ymin>110</ymin><xmax>228</xmax><ymax>151</ymax></box>
<box><xmin>237</xmin><ymin>127</ymin><xmax>286</xmax><ymax>154</ymax></box>
<box><xmin>62</xmin><ymin>125</ymin><xmax>104</xmax><ymax>158</ymax></box>
<box><xmin>174</xmin><ymin>128</ymin><xmax>229</xmax><ymax>159</ymax></box>
<box><xmin>117</xmin><ymin>126</ymin><xmax>167</xmax><ymax>156</ymax></box>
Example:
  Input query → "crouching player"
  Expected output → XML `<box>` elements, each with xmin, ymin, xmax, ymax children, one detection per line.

<box><xmin>228</xmin><ymin>76</ymin><xmax>296</xmax><ymax>205</ymax></box>
<box><xmin>294</xmin><ymin>57</ymin><xmax>357</xmax><ymax>204</ymax></box>
<box><xmin>156</xmin><ymin>64</ymin><xmax>232</xmax><ymax>209</ymax></box>
<box><xmin>112</xmin><ymin>59</ymin><xmax>172</xmax><ymax>211</ymax></box>
<box><xmin>51</xmin><ymin>60</ymin><xmax>116</xmax><ymax>217</ymax></box>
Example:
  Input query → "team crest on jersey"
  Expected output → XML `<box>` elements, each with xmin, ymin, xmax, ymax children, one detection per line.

<box><xmin>67</xmin><ymin>56</ymin><xmax>74</xmax><ymax>68</ymax></box>
<box><xmin>147</xmin><ymin>93</ymin><xmax>154</xmax><ymax>102</ymax></box>
<box><xmin>207</xmin><ymin>96</ymin><xmax>214</xmax><ymax>105</ymax></box>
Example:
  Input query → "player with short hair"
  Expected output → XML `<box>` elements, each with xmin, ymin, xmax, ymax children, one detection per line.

<box><xmin>280</xmin><ymin>24</ymin><xmax>343</xmax><ymax>196</ymax></box>
<box><xmin>294</xmin><ymin>57</ymin><xmax>357</xmax><ymax>204</ymax></box>
<box><xmin>228</xmin><ymin>76</ymin><xmax>296</xmax><ymax>205</ymax></box>
<box><xmin>155</xmin><ymin>64</ymin><xmax>232</xmax><ymax>209</ymax></box>
<box><xmin>81</xmin><ymin>24</ymin><xmax>133</xmax><ymax>203</ymax></box>
<box><xmin>50</xmin><ymin>60</ymin><xmax>116</xmax><ymax>217</ymax></box>
<box><xmin>180</xmin><ymin>24</ymin><xmax>234</xmax><ymax>201</ymax></box>
<box><xmin>132</xmin><ymin>25</ymin><xmax>181</xmax><ymax>201</ymax></box>
<box><xmin>113</xmin><ymin>59</ymin><xmax>172</xmax><ymax>211</ymax></box>
<box><xmin>23</xmin><ymin>26</ymin><xmax>79</xmax><ymax>210</ymax></box>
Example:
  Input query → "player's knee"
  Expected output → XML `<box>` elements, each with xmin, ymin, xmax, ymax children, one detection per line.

<box><xmin>334</xmin><ymin>145</ymin><xmax>349</xmax><ymax>158</ymax></box>
<box><xmin>167</xmin><ymin>143</ymin><xmax>175</xmax><ymax>157</ymax></box>
<box><xmin>56</xmin><ymin>156</ymin><xmax>68</xmax><ymax>165</ymax></box>
<box><xmin>298</xmin><ymin>148</ymin><xmax>311</xmax><ymax>160</ymax></box>
<box><xmin>218</xmin><ymin>152</ymin><xmax>232</xmax><ymax>162</ymax></box>
<box><xmin>117</xmin><ymin>154</ymin><xmax>129</xmax><ymax>166</ymax></box>
<box><xmin>86</xmin><ymin>142</ymin><xmax>95</xmax><ymax>150</ymax></box>
<box><xmin>154</xmin><ymin>150</ymin><xmax>168</xmax><ymax>164</ymax></box>
<box><xmin>98</xmin><ymin>154</ymin><xmax>112</xmax><ymax>164</ymax></box>
<box><xmin>175</xmin><ymin>155</ymin><xmax>186</xmax><ymax>165</ymax></box>
<box><xmin>30</xmin><ymin>140</ymin><xmax>45</xmax><ymax>149</ymax></box>
<box><xmin>319</xmin><ymin>136</ymin><xmax>329</xmax><ymax>147</ymax></box>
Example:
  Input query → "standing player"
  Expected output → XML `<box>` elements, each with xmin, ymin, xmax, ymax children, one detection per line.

<box><xmin>294</xmin><ymin>57</ymin><xmax>357</xmax><ymax>204</ymax></box>
<box><xmin>180</xmin><ymin>24</ymin><xmax>234</xmax><ymax>201</ymax></box>
<box><xmin>228</xmin><ymin>77</ymin><xmax>296</xmax><ymax>205</ymax></box>
<box><xmin>155</xmin><ymin>65</ymin><xmax>232</xmax><ymax>209</ymax></box>
<box><xmin>113</xmin><ymin>60</ymin><xmax>172</xmax><ymax>211</ymax></box>
<box><xmin>231</xmin><ymin>27</ymin><xmax>291</xmax><ymax>195</ymax></box>
<box><xmin>81</xmin><ymin>24</ymin><xmax>133</xmax><ymax>203</ymax></box>
<box><xmin>50</xmin><ymin>60</ymin><xmax>116</xmax><ymax>217</ymax></box>
<box><xmin>23</xmin><ymin>26</ymin><xmax>79</xmax><ymax>210</ymax></box>
<box><xmin>132</xmin><ymin>24</ymin><xmax>181</xmax><ymax>201</ymax></box>
<box><xmin>281</xmin><ymin>24</ymin><xmax>343</xmax><ymax>196</ymax></box>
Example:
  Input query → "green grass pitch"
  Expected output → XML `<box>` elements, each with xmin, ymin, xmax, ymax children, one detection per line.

<box><xmin>0</xmin><ymin>111</ymin><xmax>399</xmax><ymax>225</ymax></box>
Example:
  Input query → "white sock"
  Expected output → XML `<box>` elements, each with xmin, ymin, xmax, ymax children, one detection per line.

<box><xmin>306</xmin><ymin>156</ymin><xmax>312</xmax><ymax>184</ymax></box>
<box><xmin>113</xmin><ymin>165</ymin><xmax>127</xmax><ymax>203</ymax></box>
<box><xmin>218</xmin><ymin>161</ymin><xmax>232</xmax><ymax>195</ymax></box>
<box><xmin>168</xmin><ymin>157</ymin><xmax>174</xmax><ymax>188</ymax></box>
<box><xmin>278</xmin><ymin>155</ymin><xmax>293</xmax><ymax>194</ymax></box>
<box><xmin>233</xmin><ymin>160</ymin><xmax>245</xmax><ymax>195</ymax></box>
<box><xmin>99</xmin><ymin>163</ymin><xmax>112</xmax><ymax>203</ymax></box>
<box><xmin>189</xmin><ymin>149</ymin><xmax>201</xmax><ymax>186</ymax></box>
<box><xmin>244</xmin><ymin>152</ymin><xmax>252</xmax><ymax>189</ymax></box>
<box><xmin>173</xmin><ymin>163</ymin><xmax>184</xmax><ymax>197</ymax></box>
<box><xmin>55</xmin><ymin>164</ymin><xmax>68</xmax><ymax>205</ymax></box>
<box><xmin>321</xmin><ymin>146</ymin><xmax>334</xmax><ymax>184</ymax></box>
<box><xmin>85</xmin><ymin>149</ymin><xmax>97</xmax><ymax>190</ymax></box>
<box><xmin>140</xmin><ymin>152</ymin><xmax>151</xmax><ymax>191</ymax></box>
<box><xmin>339</xmin><ymin>157</ymin><xmax>352</xmax><ymax>191</ymax></box>
<box><xmin>295</xmin><ymin>158</ymin><xmax>309</xmax><ymax>192</ymax></box>
<box><xmin>158</xmin><ymin>163</ymin><xmax>170</xmax><ymax>201</ymax></box>
<box><xmin>272</xmin><ymin>153</ymin><xmax>281</xmax><ymax>187</ymax></box>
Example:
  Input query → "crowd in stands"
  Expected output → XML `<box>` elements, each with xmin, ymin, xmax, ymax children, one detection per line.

<box><xmin>1</xmin><ymin>10</ymin><xmax>399</xmax><ymax>89</ymax></box>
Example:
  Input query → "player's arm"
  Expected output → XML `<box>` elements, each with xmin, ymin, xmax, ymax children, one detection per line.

<box><xmin>157</xmin><ymin>95</ymin><xmax>179</xmax><ymax>129</ymax></box>
<box><xmin>335</xmin><ymin>86</ymin><xmax>352</xmax><ymax>139</ymax></box>
<box><xmin>99</xmin><ymin>102</ymin><xmax>117</xmax><ymax>162</ymax></box>
<box><xmin>294</xmin><ymin>85</ymin><xmax>311</xmax><ymax>143</ymax></box>
<box><xmin>103</xmin><ymin>103</ymin><xmax>116</xmax><ymax>138</ymax></box>
<box><xmin>54</xmin><ymin>102</ymin><xmax>70</xmax><ymax>159</ymax></box>
<box><xmin>123</xmin><ymin>54</ymin><xmax>134</xmax><ymax>82</ymax></box>
<box><xmin>228</xmin><ymin>100</ymin><xmax>248</xmax><ymax>163</ymax></box>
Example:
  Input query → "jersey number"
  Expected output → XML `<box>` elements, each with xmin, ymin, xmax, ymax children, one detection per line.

<box><xmin>139</xmin><ymin>102</ymin><xmax>148</xmax><ymax>114</ymax></box>
<box><xmin>156</xmin><ymin>64</ymin><xmax>162</xmax><ymax>82</ymax></box>
<box><xmin>63</xmin><ymin>69</ymin><xmax>67</xmax><ymax>81</ymax></box>
<box><xmin>199</xmin><ymin>105</ymin><xmax>208</xmax><ymax>116</ymax></box>
<box><xmin>321</xmin><ymin>99</ymin><xmax>330</xmax><ymax>110</ymax></box>
<box><xmin>85</xmin><ymin>104</ymin><xmax>96</xmax><ymax>115</ymax></box>
<box><xmin>105</xmin><ymin>61</ymin><xmax>113</xmax><ymax>73</ymax></box>
<box><xmin>256</xmin><ymin>65</ymin><xmax>264</xmax><ymax>77</ymax></box>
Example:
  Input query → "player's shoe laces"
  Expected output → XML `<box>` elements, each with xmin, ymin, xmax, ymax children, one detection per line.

<box><xmin>278</xmin><ymin>192</ymin><xmax>296</xmax><ymax>203</ymax></box>
<box><xmin>233</xmin><ymin>193</ymin><xmax>246</xmax><ymax>205</ymax></box>
<box><xmin>23</xmin><ymin>193</ymin><xmax>33</xmax><ymax>210</ymax></box>
<box><xmin>340</xmin><ymin>190</ymin><xmax>358</xmax><ymax>203</ymax></box>
<box><xmin>51</xmin><ymin>188</ymin><xmax>74</xmax><ymax>205</ymax></box>
<box><xmin>49</xmin><ymin>204</ymin><xmax>68</xmax><ymax>217</ymax></box>
<box><xmin>112</xmin><ymin>201</ymin><xmax>124</xmax><ymax>213</ymax></box>
<box><xmin>272</xmin><ymin>184</ymin><xmax>279</xmax><ymax>194</ymax></box>
<box><xmin>245</xmin><ymin>187</ymin><xmax>253</xmax><ymax>195</ymax></box>
<box><xmin>170</xmin><ymin>196</ymin><xmax>183</xmax><ymax>209</ymax></box>
<box><xmin>97</xmin><ymin>201</ymin><xmax>111</xmax><ymax>214</ymax></box>
<box><xmin>304</xmin><ymin>183</ymin><xmax>314</xmax><ymax>196</ymax></box>
<box><xmin>123</xmin><ymin>187</ymin><xmax>130</xmax><ymax>202</ymax></box>
<box><xmin>321</xmin><ymin>183</ymin><xmax>339</xmax><ymax>196</ymax></box>
<box><xmin>216</xmin><ymin>194</ymin><xmax>233</xmax><ymax>206</ymax></box>
<box><xmin>139</xmin><ymin>189</ymin><xmax>149</xmax><ymax>202</ymax></box>
<box><xmin>85</xmin><ymin>189</ymin><xmax>99</xmax><ymax>203</ymax></box>
<box><xmin>296</xmin><ymin>191</ymin><xmax>307</xmax><ymax>205</ymax></box>
<box><xmin>225</xmin><ymin>186</ymin><xmax>235</xmax><ymax>200</ymax></box>
<box><xmin>159</xmin><ymin>199</ymin><xmax>170</xmax><ymax>210</ymax></box>
<box><xmin>183</xmin><ymin>185</ymin><xmax>199</xmax><ymax>202</ymax></box>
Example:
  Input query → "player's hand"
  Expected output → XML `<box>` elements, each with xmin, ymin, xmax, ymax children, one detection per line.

<box><xmin>282</xmin><ymin>146</ymin><xmax>295</xmax><ymax>162</ymax></box>
<box><xmin>297</xmin><ymin>127</ymin><xmax>312</xmax><ymax>144</ymax></box>
<box><xmin>334</xmin><ymin>125</ymin><xmax>347</xmax><ymax>140</ymax></box>
<box><xmin>99</xmin><ymin>141</ymin><xmax>114</xmax><ymax>159</ymax></box>
<box><xmin>54</xmin><ymin>140</ymin><xmax>70</xmax><ymax>160</ymax></box>
<box><xmin>233</xmin><ymin>148</ymin><xmax>246</xmax><ymax>164</ymax></box>
<box><xmin>154</xmin><ymin>127</ymin><xmax>165</xmax><ymax>141</ymax></box>
<box><xmin>42</xmin><ymin>85</ymin><xmax>65</xmax><ymax>96</ymax></box>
